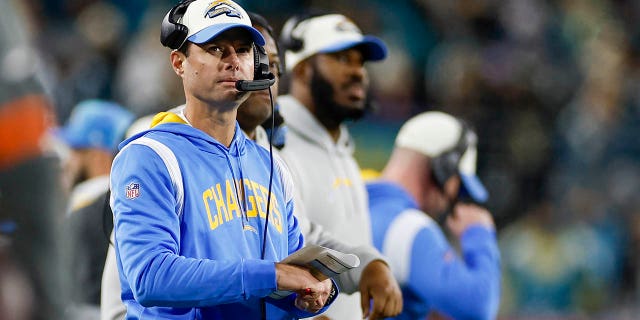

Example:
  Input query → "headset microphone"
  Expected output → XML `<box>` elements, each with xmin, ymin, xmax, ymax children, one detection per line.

<box><xmin>236</xmin><ymin>43</ymin><xmax>276</xmax><ymax>92</ymax></box>
<box><xmin>235</xmin><ymin>73</ymin><xmax>276</xmax><ymax>91</ymax></box>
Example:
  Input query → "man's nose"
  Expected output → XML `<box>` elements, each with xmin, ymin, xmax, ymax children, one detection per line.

<box><xmin>224</xmin><ymin>48</ymin><xmax>241</xmax><ymax>70</ymax></box>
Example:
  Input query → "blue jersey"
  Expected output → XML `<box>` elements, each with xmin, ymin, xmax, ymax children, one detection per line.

<box><xmin>110</xmin><ymin>113</ymin><xmax>331</xmax><ymax>319</ymax></box>
<box><xmin>368</xmin><ymin>181</ymin><xmax>501</xmax><ymax>320</ymax></box>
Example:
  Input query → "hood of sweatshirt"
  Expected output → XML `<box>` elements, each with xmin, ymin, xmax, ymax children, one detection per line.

<box><xmin>119</xmin><ymin>111</ymin><xmax>247</xmax><ymax>158</ymax></box>
<box><xmin>278</xmin><ymin>95</ymin><xmax>355</xmax><ymax>156</ymax></box>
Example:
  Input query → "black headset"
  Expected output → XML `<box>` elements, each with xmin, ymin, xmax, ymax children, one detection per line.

<box><xmin>160</xmin><ymin>0</ymin><xmax>194</xmax><ymax>50</ymax></box>
<box><xmin>237</xmin><ymin>44</ymin><xmax>275</xmax><ymax>91</ymax></box>
<box><xmin>431</xmin><ymin>119</ymin><xmax>474</xmax><ymax>191</ymax></box>
<box><xmin>160</xmin><ymin>0</ymin><xmax>275</xmax><ymax>91</ymax></box>
<box><xmin>279</xmin><ymin>15</ymin><xmax>306</xmax><ymax>52</ymax></box>
<box><xmin>279</xmin><ymin>11</ymin><xmax>328</xmax><ymax>53</ymax></box>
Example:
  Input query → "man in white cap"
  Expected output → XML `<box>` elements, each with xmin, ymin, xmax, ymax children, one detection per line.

<box><xmin>367</xmin><ymin>111</ymin><xmax>501</xmax><ymax>319</ymax></box>
<box><xmin>109</xmin><ymin>1</ymin><xmax>336</xmax><ymax>319</ymax></box>
<box><xmin>277</xmin><ymin>12</ymin><xmax>402</xmax><ymax>319</ymax></box>
<box><xmin>102</xmin><ymin>11</ymin><xmax>401</xmax><ymax>319</ymax></box>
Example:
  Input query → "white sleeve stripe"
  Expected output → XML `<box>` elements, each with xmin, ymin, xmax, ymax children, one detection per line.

<box><xmin>124</xmin><ymin>137</ymin><xmax>185</xmax><ymax>218</ymax></box>
<box><xmin>273</xmin><ymin>153</ymin><xmax>294</xmax><ymax>203</ymax></box>
<box><xmin>382</xmin><ymin>208</ymin><xmax>434</xmax><ymax>284</ymax></box>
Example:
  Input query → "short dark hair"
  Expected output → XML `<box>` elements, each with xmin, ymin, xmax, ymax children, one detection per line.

<box><xmin>177</xmin><ymin>42</ymin><xmax>190</xmax><ymax>56</ymax></box>
<box><xmin>247</xmin><ymin>12</ymin><xmax>275</xmax><ymax>40</ymax></box>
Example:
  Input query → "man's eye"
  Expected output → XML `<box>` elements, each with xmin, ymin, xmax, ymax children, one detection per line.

<box><xmin>335</xmin><ymin>54</ymin><xmax>350</xmax><ymax>63</ymax></box>
<box><xmin>237</xmin><ymin>46</ymin><xmax>252</xmax><ymax>54</ymax></box>
<box><xmin>207</xmin><ymin>46</ymin><xmax>223</xmax><ymax>53</ymax></box>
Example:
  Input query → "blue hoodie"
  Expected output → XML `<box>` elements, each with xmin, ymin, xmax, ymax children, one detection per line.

<box><xmin>368</xmin><ymin>181</ymin><xmax>501</xmax><ymax>320</ymax></box>
<box><xmin>110</xmin><ymin>113</ymin><xmax>332</xmax><ymax>319</ymax></box>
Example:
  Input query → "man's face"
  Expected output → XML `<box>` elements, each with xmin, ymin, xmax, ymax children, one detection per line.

<box><xmin>179</xmin><ymin>28</ymin><xmax>255</xmax><ymax>109</ymax></box>
<box><xmin>237</xmin><ymin>25</ymin><xmax>280</xmax><ymax>131</ymax></box>
<box><xmin>309</xmin><ymin>48</ymin><xmax>370</xmax><ymax>124</ymax></box>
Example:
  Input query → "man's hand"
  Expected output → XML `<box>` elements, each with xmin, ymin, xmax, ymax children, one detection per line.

<box><xmin>447</xmin><ymin>203</ymin><xmax>494</xmax><ymax>238</ymax></box>
<box><xmin>275</xmin><ymin>263</ymin><xmax>333</xmax><ymax>313</ymax></box>
<box><xmin>294</xmin><ymin>278</ymin><xmax>333</xmax><ymax>313</ymax></box>
<box><xmin>359</xmin><ymin>260</ymin><xmax>402</xmax><ymax>319</ymax></box>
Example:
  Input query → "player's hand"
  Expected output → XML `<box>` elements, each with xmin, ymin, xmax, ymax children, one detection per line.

<box><xmin>359</xmin><ymin>260</ymin><xmax>402</xmax><ymax>319</ymax></box>
<box><xmin>447</xmin><ymin>203</ymin><xmax>494</xmax><ymax>238</ymax></box>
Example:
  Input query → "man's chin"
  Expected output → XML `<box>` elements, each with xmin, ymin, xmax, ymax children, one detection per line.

<box><xmin>234</xmin><ymin>90</ymin><xmax>251</xmax><ymax>102</ymax></box>
<box><xmin>340</xmin><ymin>106</ymin><xmax>366</xmax><ymax>121</ymax></box>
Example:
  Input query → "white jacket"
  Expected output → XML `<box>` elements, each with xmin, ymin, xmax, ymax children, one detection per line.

<box><xmin>279</xmin><ymin>95</ymin><xmax>373</xmax><ymax>319</ymax></box>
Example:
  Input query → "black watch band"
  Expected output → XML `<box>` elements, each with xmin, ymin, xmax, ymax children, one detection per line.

<box><xmin>326</xmin><ymin>282</ymin><xmax>338</xmax><ymax>304</ymax></box>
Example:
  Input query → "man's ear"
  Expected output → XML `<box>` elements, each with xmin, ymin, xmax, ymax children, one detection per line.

<box><xmin>170</xmin><ymin>50</ymin><xmax>186</xmax><ymax>77</ymax></box>
<box><xmin>293</xmin><ymin>59</ymin><xmax>312</xmax><ymax>84</ymax></box>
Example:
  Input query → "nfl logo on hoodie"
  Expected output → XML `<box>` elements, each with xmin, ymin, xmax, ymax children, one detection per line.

<box><xmin>126</xmin><ymin>182</ymin><xmax>140</xmax><ymax>199</ymax></box>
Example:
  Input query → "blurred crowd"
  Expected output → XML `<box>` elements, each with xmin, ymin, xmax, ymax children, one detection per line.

<box><xmin>7</xmin><ymin>0</ymin><xmax>640</xmax><ymax>318</ymax></box>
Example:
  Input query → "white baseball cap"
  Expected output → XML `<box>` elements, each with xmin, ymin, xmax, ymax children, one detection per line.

<box><xmin>395</xmin><ymin>111</ymin><xmax>489</xmax><ymax>202</ymax></box>
<box><xmin>181</xmin><ymin>0</ymin><xmax>265</xmax><ymax>46</ymax></box>
<box><xmin>282</xmin><ymin>14</ymin><xmax>387</xmax><ymax>72</ymax></box>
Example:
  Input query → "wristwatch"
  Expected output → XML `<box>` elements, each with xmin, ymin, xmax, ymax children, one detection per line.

<box><xmin>326</xmin><ymin>281</ymin><xmax>338</xmax><ymax>304</ymax></box>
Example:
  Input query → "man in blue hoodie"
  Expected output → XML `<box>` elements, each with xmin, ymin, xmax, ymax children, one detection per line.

<box><xmin>368</xmin><ymin>112</ymin><xmax>501</xmax><ymax>319</ymax></box>
<box><xmin>109</xmin><ymin>1</ymin><xmax>336</xmax><ymax>319</ymax></box>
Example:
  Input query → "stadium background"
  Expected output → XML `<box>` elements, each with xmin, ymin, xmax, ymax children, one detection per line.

<box><xmin>23</xmin><ymin>0</ymin><xmax>640</xmax><ymax>318</ymax></box>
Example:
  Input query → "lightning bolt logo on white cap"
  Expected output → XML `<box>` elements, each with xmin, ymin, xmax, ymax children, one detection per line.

<box><xmin>181</xmin><ymin>0</ymin><xmax>265</xmax><ymax>46</ymax></box>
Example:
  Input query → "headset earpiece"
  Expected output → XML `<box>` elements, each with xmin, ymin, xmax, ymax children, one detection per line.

<box><xmin>235</xmin><ymin>44</ymin><xmax>275</xmax><ymax>91</ymax></box>
<box><xmin>280</xmin><ymin>11</ymin><xmax>328</xmax><ymax>53</ymax></box>
<box><xmin>280</xmin><ymin>15</ymin><xmax>305</xmax><ymax>52</ymax></box>
<box><xmin>160</xmin><ymin>0</ymin><xmax>196</xmax><ymax>50</ymax></box>
<box><xmin>253</xmin><ymin>44</ymin><xmax>271</xmax><ymax>80</ymax></box>
<box><xmin>431</xmin><ymin>120</ymin><xmax>470</xmax><ymax>190</ymax></box>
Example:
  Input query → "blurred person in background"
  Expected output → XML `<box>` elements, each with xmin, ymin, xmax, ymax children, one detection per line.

<box><xmin>244</xmin><ymin>12</ymin><xmax>401</xmax><ymax>320</ymax></box>
<box><xmin>367</xmin><ymin>111</ymin><xmax>500</xmax><ymax>319</ymax></box>
<box><xmin>0</xmin><ymin>0</ymin><xmax>69</xmax><ymax>319</ymax></box>
<box><xmin>277</xmin><ymin>12</ymin><xmax>402</xmax><ymax>319</ymax></box>
<box><xmin>58</xmin><ymin>100</ymin><xmax>135</xmax><ymax>205</ymax></box>
<box><xmin>54</xmin><ymin>99</ymin><xmax>134</xmax><ymax>319</ymax></box>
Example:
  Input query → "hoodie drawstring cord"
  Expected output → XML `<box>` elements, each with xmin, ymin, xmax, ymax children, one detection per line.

<box><xmin>218</xmin><ymin>144</ymin><xmax>248</xmax><ymax>229</ymax></box>
<box><xmin>234</xmin><ymin>143</ymin><xmax>249</xmax><ymax>223</ymax></box>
